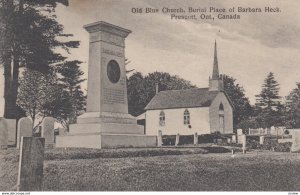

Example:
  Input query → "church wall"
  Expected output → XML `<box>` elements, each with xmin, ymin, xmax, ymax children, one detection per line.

<box><xmin>209</xmin><ymin>92</ymin><xmax>233</xmax><ymax>134</ymax></box>
<box><xmin>145</xmin><ymin>107</ymin><xmax>210</xmax><ymax>136</ymax></box>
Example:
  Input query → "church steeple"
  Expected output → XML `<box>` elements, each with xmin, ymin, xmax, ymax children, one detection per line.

<box><xmin>212</xmin><ymin>40</ymin><xmax>219</xmax><ymax>79</ymax></box>
<box><xmin>209</xmin><ymin>40</ymin><xmax>224</xmax><ymax>92</ymax></box>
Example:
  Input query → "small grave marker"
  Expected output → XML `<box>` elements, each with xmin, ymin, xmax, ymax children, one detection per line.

<box><xmin>157</xmin><ymin>130</ymin><xmax>162</xmax><ymax>147</ymax></box>
<box><xmin>17</xmin><ymin>117</ymin><xmax>33</xmax><ymax>149</ymax></box>
<box><xmin>194</xmin><ymin>132</ymin><xmax>198</xmax><ymax>145</ymax></box>
<box><xmin>175</xmin><ymin>133</ymin><xmax>180</xmax><ymax>146</ymax></box>
<box><xmin>41</xmin><ymin>117</ymin><xmax>55</xmax><ymax>149</ymax></box>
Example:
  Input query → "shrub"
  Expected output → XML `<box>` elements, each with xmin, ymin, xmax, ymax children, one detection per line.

<box><xmin>256</xmin><ymin>138</ymin><xmax>292</xmax><ymax>152</ymax></box>
<box><xmin>179</xmin><ymin>135</ymin><xmax>194</xmax><ymax>145</ymax></box>
<box><xmin>162</xmin><ymin>135</ymin><xmax>176</xmax><ymax>146</ymax></box>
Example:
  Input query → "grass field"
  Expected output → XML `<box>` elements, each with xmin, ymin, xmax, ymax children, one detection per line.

<box><xmin>1</xmin><ymin>148</ymin><xmax>300</xmax><ymax>191</ymax></box>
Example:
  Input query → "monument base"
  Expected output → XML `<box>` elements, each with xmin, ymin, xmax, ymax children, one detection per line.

<box><xmin>56</xmin><ymin>133</ymin><xmax>157</xmax><ymax>149</ymax></box>
<box><xmin>55</xmin><ymin>112</ymin><xmax>157</xmax><ymax>149</ymax></box>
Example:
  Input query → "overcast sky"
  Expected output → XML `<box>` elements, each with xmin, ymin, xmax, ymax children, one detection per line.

<box><xmin>1</xmin><ymin>0</ymin><xmax>300</xmax><ymax>115</ymax></box>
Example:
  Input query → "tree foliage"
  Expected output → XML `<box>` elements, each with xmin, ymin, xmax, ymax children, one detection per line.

<box><xmin>255</xmin><ymin>72</ymin><xmax>281</xmax><ymax>110</ymax></box>
<box><xmin>285</xmin><ymin>84</ymin><xmax>300</xmax><ymax>128</ymax></box>
<box><xmin>221</xmin><ymin>74</ymin><xmax>252</xmax><ymax>128</ymax></box>
<box><xmin>55</xmin><ymin>60</ymin><xmax>86</xmax><ymax>129</ymax></box>
<box><xmin>254</xmin><ymin>72</ymin><xmax>284</xmax><ymax>127</ymax></box>
<box><xmin>17</xmin><ymin>69</ymin><xmax>59</xmax><ymax>131</ymax></box>
<box><xmin>127</xmin><ymin>71</ymin><xmax>195</xmax><ymax>116</ymax></box>
<box><xmin>0</xmin><ymin>0</ymin><xmax>79</xmax><ymax>118</ymax></box>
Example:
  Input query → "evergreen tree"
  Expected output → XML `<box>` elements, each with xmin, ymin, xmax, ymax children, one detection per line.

<box><xmin>285</xmin><ymin>83</ymin><xmax>300</xmax><ymax>128</ymax></box>
<box><xmin>221</xmin><ymin>74</ymin><xmax>252</xmax><ymax>128</ymax></box>
<box><xmin>0</xmin><ymin>0</ymin><xmax>79</xmax><ymax>119</ymax></box>
<box><xmin>255</xmin><ymin>72</ymin><xmax>283</xmax><ymax>127</ymax></box>
<box><xmin>255</xmin><ymin>72</ymin><xmax>281</xmax><ymax>110</ymax></box>
<box><xmin>56</xmin><ymin>60</ymin><xmax>86</xmax><ymax>128</ymax></box>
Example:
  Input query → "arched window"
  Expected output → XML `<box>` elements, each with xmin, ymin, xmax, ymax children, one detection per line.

<box><xmin>183</xmin><ymin>109</ymin><xmax>190</xmax><ymax>125</ymax></box>
<box><xmin>159</xmin><ymin>111</ymin><xmax>165</xmax><ymax>126</ymax></box>
<box><xmin>219</xmin><ymin>103</ymin><xmax>224</xmax><ymax>111</ymax></box>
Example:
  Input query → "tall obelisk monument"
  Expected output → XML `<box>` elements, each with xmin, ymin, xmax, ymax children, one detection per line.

<box><xmin>56</xmin><ymin>21</ymin><xmax>156</xmax><ymax>148</ymax></box>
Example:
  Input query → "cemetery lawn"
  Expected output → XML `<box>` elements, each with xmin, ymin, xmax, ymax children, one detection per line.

<box><xmin>1</xmin><ymin>148</ymin><xmax>300</xmax><ymax>191</ymax></box>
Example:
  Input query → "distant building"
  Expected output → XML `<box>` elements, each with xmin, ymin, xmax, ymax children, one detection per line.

<box><xmin>144</xmin><ymin>41</ymin><xmax>233</xmax><ymax>136</ymax></box>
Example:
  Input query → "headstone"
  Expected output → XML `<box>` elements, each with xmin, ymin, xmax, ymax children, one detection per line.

<box><xmin>227</xmin><ymin>138</ymin><xmax>231</xmax><ymax>144</ymax></box>
<box><xmin>175</xmin><ymin>133</ymin><xmax>180</xmax><ymax>146</ymax></box>
<box><xmin>242</xmin><ymin>134</ymin><xmax>247</xmax><ymax>154</ymax></box>
<box><xmin>232</xmin><ymin>135</ymin><xmax>236</xmax><ymax>143</ymax></box>
<box><xmin>237</xmin><ymin>129</ymin><xmax>244</xmax><ymax>144</ymax></box>
<box><xmin>41</xmin><ymin>117</ymin><xmax>55</xmax><ymax>149</ymax></box>
<box><xmin>237</xmin><ymin>129</ymin><xmax>243</xmax><ymax>135</ymax></box>
<box><xmin>291</xmin><ymin>131</ymin><xmax>300</xmax><ymax>152</ymax></box>
<box><xmin>0</xmin><ymin>118</ymin><xmax>8</xmax><ymax>150</ymax></box>
<box><xmin>259</xmin><ymin>136</ymin><xmax>265</xmax><ymax>145</ymax></box>
<box><xmin>157</xmin><ymin>130</ymin><xmax>162</xmax><ymax>147</ymax></box>
<box><xmin>194</xmin><ymin>133</ymin><xmax>198</xmax><ymax>145</ymax></box>
<box><xmin>271</xmin><ymin>126</ymin><xmax>276</xmax><ymax>135</ymax></box>
<box><xmin>17</xmin><ymin>117</ymin><xmax>33</xmax><ymax>149</ymax></box>
<box><xmin>17</xmin><ymin>137</ymin><xmax>45</xmax><ymax>191</ymax></box>
<box><xmin>0</xmin><ymin>118</ymin><xmax>17</xmax><ymax>146</ymax></box>
<box><xmin>6</xmin><ymin>119</ymin><xmax>16</xmax><ymax>146</ymax></box>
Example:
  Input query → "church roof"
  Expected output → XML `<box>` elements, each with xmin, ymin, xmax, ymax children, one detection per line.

<box><xmin>145</xmin><ymin>88</ymin><xmax>219</xmax><ymax>110</ymax></box>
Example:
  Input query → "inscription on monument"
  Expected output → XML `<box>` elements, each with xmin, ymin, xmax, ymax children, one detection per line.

<box><xmin>103</xmin><ymin>88</ymin><xmax>125</xmax><ymax>104</ymax></box>
<box><xmin>102</xmin><ymin>49</ymin><xmax>123</xmax><ymax>57</ymax></box>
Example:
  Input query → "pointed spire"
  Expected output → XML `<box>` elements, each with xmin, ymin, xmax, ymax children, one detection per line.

<box><xmin>212</xmin><ymin>40</ymin><xmax>219</xmax><ymax>79</ymax></box>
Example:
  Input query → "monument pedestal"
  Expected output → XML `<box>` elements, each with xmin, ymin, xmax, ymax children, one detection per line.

<box><xmin>56</xmin><ymin>112</ymin><xmax>156</xmax><ymax>149</ymax></box>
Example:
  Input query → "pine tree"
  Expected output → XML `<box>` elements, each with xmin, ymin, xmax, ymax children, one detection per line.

<box><xmin>0</xmin><ymin>0</ymin><xmax>79</xmax><ymax>119</ymax></box>
<box><xmin>56</xmin><ymin>60</ymin><xmax>86</xmax><ymax>129</ymax></box>
<box><xmin>255</xmin><ymin>72</ymin><xmax>281</xmax><ymax>110</ymax></box>
<box><xmin>255</xmin><ymin>72</ymin><xmax>283</xmax><ymax>127</ymax></box>
<box><xmin>285</xmin><ymin>83</ymin><xmax>300</xmax><ymax>128</ymax></box>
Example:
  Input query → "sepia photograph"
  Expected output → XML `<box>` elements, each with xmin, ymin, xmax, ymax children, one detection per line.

<box><xmin>0</xmin><ymin>0</ymin><xmax>300</xmax><ymax>192</ymax></box>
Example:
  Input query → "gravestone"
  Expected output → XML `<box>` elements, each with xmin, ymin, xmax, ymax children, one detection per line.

<box><xmin>194</xmin><ymin>132</ymin><xmax>198</xmax><ymax>145</ymax></box>
<box><xmin>242</xmin><ymin>134</ymin><xmax>247</xmax><ymax>154</ymax></box>
<box><xmin>0</xmin><ymin>118</ymin><xmax>16</xmax><ymax>146</ymax></box>
<box><xmin>55</xmin><ymin>21</ymin><xmax>156</xmax><ymax>149</ymax></box>
<box><xmin>0</xmin><ymin>118</ymin><xmax>8</xmax><ymax>149</ymax></box>
<box><xmin>6</xmin><ymin>119</ymin><xmax>16</xmax><ymax>146</ymax></box>
<box><xmin>157</xmin><ymin>130</ymin><xmax>162</xmax><ymax>147</ymax></box>
<box><xmin>237</xmin><ymin>129</ymin><xmax>243</xmax><ymax>144</ymax></box>
<box><xmin>175</xmin><ymin>133</ymin><xmax>180</xmax><ymax>146</ymax></box>
<box><xmin>17</xmin><ymin>117</ymin><xmax>33</xmax><ymax>149</ymax></box>
<box><xmin>227</xmin><ymin>138</ymin><xmax>231</xmax><ymax>144</ymax></box>
<box><xmin>232</xmin><ymin>135</ymin><xmax>236</xmax><ymax>143</ymax></box>
<box><xmin>260</xmin><ymin>136</ymin><xmax>265</xmax><ymax>145</ymax></box>
<box><xmin>291</xmin><ymin>131</ymin><xmax>300</xmax><ymax>152</ymax></box>
<box><xmin>17</xmin><ymin>137</ymin><xmax>45</xmax><ymax>191</ymax></box>
<box><xmin>237</xmin><ymin>129</ymin><xmax>243</xmax><ymax>135</ymax></box>
<box><xmin>41</xmin><ymin>117</ymin><xmax>55</xmax><ymax>149</ymax></box>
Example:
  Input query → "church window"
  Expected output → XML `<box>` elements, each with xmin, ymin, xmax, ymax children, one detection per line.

<box><xmin>159</xmin><ymin>111</ymin><xmax>165</xmax><ymax>126</ymax></box>
<box><xmin>219</xmin><ymin>103</ymin><xmax>224</xmax><ymax>111</ymax></box>
<box><xmin>184</xmin><ymin>109</ymin><xmax>190</xmax><ymax>125</ymax></box>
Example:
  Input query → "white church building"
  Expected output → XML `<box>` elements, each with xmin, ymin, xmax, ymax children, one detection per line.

<box><xmin>144</xmin><ymin>41</ymin><xmax>234</xmax><ymax>136</ymax></box>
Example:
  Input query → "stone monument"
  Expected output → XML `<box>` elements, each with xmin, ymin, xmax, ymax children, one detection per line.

<box><xmin>56</xmin><ymin>21</ymin><xmax>156</xmax><ymax>149</ymax></box>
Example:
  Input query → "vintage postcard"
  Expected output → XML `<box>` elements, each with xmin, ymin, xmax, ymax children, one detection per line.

<box><xmin>0</xmin><ymin>0</ymin><xmax>300</xmax><ymax>193</ymax></box>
